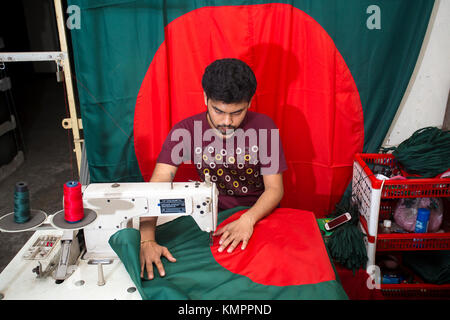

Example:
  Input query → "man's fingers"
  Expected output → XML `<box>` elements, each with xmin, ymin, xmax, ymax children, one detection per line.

<box><xmin>218</xmin><ymin>234</ymin><xmax>233</xmax><ymax>252</ymax></box>
<box><xmin>227</xmin><ymin>239</ymin><xmax>240</xmax><ymax>253</ymax></box>
<box><xmin>140</xmin><ymin>244</ymin><xmax>174</xmax><ymax>279</ymax></box>
<box><xmin>214</xmin><ymin>227</ymin><xmax>225</xmax><ymax>236</ymax></box>
<box><xmin>219</xmin><ymin>231</ymin><xmax>230</xmax><ymax>245</ymax></box>
<box><xmin>162</xmin><ymin>247</ymin><xmax>177</xmax><ymax>262</ymax></box>
<box><xmin>146</xmin><ymin>262</ymin><xmax>154</xmax><ymax>280</ymax></box>
<box><xmin>241</xmin><ymin>239</ymin><xmax>249</xmax><ymax>250</ymax></box>
<box><xmin>140</xmin><ymin>262</ymin><xmax>145</xmax><ymax>278</ymax></box>
<box><xmin>154</xmin><ymin>259</ymin><xmax>166</xmax><ymax>277</ymax></box>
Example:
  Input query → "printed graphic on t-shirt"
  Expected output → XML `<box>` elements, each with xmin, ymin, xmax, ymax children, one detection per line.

<box><xmin>195</xmin><ymin>145</ymin><xmax>263</xmax><ymax>196</ymax></box>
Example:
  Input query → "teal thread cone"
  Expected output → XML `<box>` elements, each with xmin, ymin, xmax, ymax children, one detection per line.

<box><xmin>14</xmin><ymin>182</ymin><xmax>31</xmax><ymax>224</ymax></box>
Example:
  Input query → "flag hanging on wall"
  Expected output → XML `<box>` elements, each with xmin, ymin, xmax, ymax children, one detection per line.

<box><xmin>67</xmin><ymin>0</ymin><xmax>434</xmax><ymax>217</ymax></box>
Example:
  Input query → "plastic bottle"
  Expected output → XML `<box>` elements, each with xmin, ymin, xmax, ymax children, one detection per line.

<box><xmin>415</xmin><ymin>208</ymin><xmax>430</xmax><ymax>233</ymax></box>
<box><xmin>379</xmin><ymin>219</ymin><xmax>392</xmax><ymax>234</ymax></box>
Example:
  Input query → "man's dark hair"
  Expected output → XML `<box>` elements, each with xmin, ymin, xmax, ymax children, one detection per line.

<box><xmin>202</xmin><ymin>58</ymin><xmax>257</xmax><ymax>104</ymax></box>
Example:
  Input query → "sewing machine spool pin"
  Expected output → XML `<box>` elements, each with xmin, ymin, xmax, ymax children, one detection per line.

<box><xmin>88</xmin><ymin>259</ymin><xmax>113</xmax><ymax>286</ymax></box>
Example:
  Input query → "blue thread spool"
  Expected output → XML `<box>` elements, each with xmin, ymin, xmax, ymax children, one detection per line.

<box><xmin>415</xmin><ymin>208</ymin><xmax>430</xmax><ymax>233</ymax></box>
<box><xmin>14</xmin><ymin>181</ymin><xmax>31</xmax><ymax>224</ymax></box>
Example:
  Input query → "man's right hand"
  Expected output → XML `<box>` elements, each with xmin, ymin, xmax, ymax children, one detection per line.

<box><xmin>140</xmin><ymin>240</ymin><xmax>176</xmax><ymax>279</ymax></box>
<box><xmin>139</xmin><ymin>163</ymin><xmax>179</xmax><ymax>279</ymax></box>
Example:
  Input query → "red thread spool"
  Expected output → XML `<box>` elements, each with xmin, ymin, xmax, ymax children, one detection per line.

<box><xmin>63</xmin><ymin>181</ymin><xmax>84</xmax><ymax>223</ymax></box>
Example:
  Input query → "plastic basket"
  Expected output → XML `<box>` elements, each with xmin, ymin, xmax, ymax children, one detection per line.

<box><xmin>354</xmin><ymin>153</ymin><xmax>450</xmax><ymax>199</ymax></box>
<box><xmin>375</xmin><ymin>254</ymin><xmax>450</xmax><ymax>298</ymax></box>
<box><xmin>376</xmin><ymin>198</ymin><xmax>450</xmax><ymax>251</ymax></box>
<box><xmin>351</xmin><ymin>153</ymin><xmax>450</xmax><ymax>269</ymax></box>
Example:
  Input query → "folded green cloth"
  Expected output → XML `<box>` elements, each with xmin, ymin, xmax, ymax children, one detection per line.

<box><xmin>403</xmin><ymin>251</ymin><xmax>450</xmax><ymax>285</ymax></box>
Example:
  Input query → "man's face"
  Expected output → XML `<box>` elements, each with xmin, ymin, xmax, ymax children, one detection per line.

<box><xmin>204</xmin><ymin>93</ymin><xmax>251</xmax><ymax>136</ymax></box>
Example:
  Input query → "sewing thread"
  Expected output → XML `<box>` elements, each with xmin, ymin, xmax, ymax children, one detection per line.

<box><xmin>14</xmin><ymin>181</ymin><xmax>31</xmax><ymax>224</ymax></box>
<box><xmin>63</xmin><ymin>181</ymin><xmax>84</xmax><ymax>223</ymax></box>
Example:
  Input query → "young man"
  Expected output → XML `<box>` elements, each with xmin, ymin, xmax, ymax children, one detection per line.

<box><xmin>139</xmin><ymin>58</ymin><xmax>287</xmax><ymax>279</ymax></box>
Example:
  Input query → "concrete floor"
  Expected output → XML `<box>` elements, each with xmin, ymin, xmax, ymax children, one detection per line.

<box><xmin>0</xmin><ymin>73</ymin><xmax>75</xmax><ymax>273</ymax></box>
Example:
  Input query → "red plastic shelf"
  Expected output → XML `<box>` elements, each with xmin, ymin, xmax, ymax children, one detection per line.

<box><xmin>376</xmin><ymin>232</ymin><xmax>450</xmax><ymax>251</ymax></box>
<box><xmin>380</xmin><ymin>283</ymin><xmax>450</xmax><ymax>298</ymax></box>
<box><xmin>354</xmin><ymin>153</ymin><xmax>450</xmax><ymax>298</ymax></box>
<box><xmin>354</xmin><ymin>153</ymin><xmax>450</xmax><ymax>198</ymax></box>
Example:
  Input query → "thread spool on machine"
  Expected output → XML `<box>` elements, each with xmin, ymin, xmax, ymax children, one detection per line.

<box><xmin>51</xmin><ymin>181</ymin><xmax>97</xmax><ymax>231</ymax></box>
<box><xmin>0</xmin><ymin>182</ymin><xmax>47</xmax><ymax>232</ymax></box>
<box><xmin>0</xmin><ymin>181</ymin><xmax>98</xmax><ymax>284</ymax></box>
<box><xmin>0</xmin><ymin>181</ymin><xmax>97</xmax><ymax>233</ymax></box>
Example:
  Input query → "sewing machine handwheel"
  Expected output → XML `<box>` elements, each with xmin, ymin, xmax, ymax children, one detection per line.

<box><xmin>0</xmin><ymin>209</ymin><xmax>47</xmax><ymax>232</ymax></box>
<box><xmin>50</xmin><ymin>208</ymin><xmax>97</xmax><ymax>230</ymax></box>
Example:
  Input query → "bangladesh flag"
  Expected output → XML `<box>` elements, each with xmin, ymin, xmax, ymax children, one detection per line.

<box><xmin>109</xmin><ymin>207</ymin><xmax>348</xmax><ymax>299</ymax></box>
<box><xmin>67</xmin><ymin>0</ymin><xmax>434</xmax><ymax>217</ymax></box>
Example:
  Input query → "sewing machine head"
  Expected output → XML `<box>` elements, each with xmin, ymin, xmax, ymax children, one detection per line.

<box><xmin>81</xmin><ymin>180</ymin><xmax>218</xmax><ymax>260</ymax></box>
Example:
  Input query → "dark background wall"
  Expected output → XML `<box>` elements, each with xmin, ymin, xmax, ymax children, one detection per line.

<box><xmin>0</xmin><ymin>0</ymin><xmax>76</xmax><ymax>273</ymax></box>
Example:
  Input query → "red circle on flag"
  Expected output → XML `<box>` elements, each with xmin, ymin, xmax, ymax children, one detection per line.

<box><xmin>211</xmin><ymin>208</ymin><xmax>336</xmax><ymax>286</ymax></box>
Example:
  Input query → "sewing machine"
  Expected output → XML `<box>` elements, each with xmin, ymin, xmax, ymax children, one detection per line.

<box><xmin>0</xmin><ymin>178</ymin><xmax>218</xmax><ymax>299</ymax></box>
<box><xmin>81</xmin><ymin>179</ymin><xmax>218</xmax><ymax>259</ymax></box>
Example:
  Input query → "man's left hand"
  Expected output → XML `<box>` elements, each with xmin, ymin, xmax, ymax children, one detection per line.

<box><xmin>214</xmin><ymin>214</ymin><xmax>255</xmax><ymax>253</ymax></box>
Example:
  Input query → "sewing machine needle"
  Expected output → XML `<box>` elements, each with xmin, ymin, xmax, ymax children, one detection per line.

<box><xmin>209</xmin><ymin>232</ymin><xmax>213</xmax><ymax>246</ymax></box>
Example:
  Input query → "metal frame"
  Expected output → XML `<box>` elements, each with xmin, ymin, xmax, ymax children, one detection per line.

<box><xmin>0</xmin><ymin>0</ymin><xmax>83</xmax><ymax>175</ymax></box>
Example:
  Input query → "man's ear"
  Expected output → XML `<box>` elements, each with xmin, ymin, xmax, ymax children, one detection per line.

<box><xmin>203</xmin><ymin>91</ymin><xmax>208</xmax><ymax>106</ymax></box>
<box><xmin>247</xmin><ymin>96</ymin><xmax>254</xmax><ymax>109</ymax></box>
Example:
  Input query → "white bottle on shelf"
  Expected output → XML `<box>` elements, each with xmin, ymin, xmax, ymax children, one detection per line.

<box><xmin>379</xmin><ymin>219</ymin><xmax>392</xmax><ymax>234</ymax></box>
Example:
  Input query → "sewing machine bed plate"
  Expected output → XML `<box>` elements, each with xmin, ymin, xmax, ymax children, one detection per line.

<box><xmin>0</xmin><ymin>229</ymin><xmax>140</xmax><ymax>300</ymax></box>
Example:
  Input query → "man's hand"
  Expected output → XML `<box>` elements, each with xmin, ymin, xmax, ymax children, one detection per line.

<box><xmin>139</xmin><ymin>163</ymin><xmax>178</xmax><ymax>280</ymax></box>
<box><xmin>213</xmin><ymin>173</ymin><xmax>284</xmax><ymax>253</ymax></box>
<box><xmin>214</xmin><ymin>214</ymin><xmax>255</xmax><ymax>253</ymax></box>
<box><xmin>140</xmin><ymin>240</ymin><xmax>176</xmax><ymax>279</ymax></box>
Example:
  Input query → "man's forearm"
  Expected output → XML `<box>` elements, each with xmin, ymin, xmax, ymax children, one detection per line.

<box><xmin>140</xmin><ymin>217</ymin><xmax>157</xmax><ymax>241</ymax></box>
<box><xmin>242</xmin><ymin>186</ymin><xmax>283</xmax><ymax>225</ymax></box>
<box><xmin>139</xmin><ymin>163</ymin><xmax>178</xmax><ymax>240</ymax></box>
